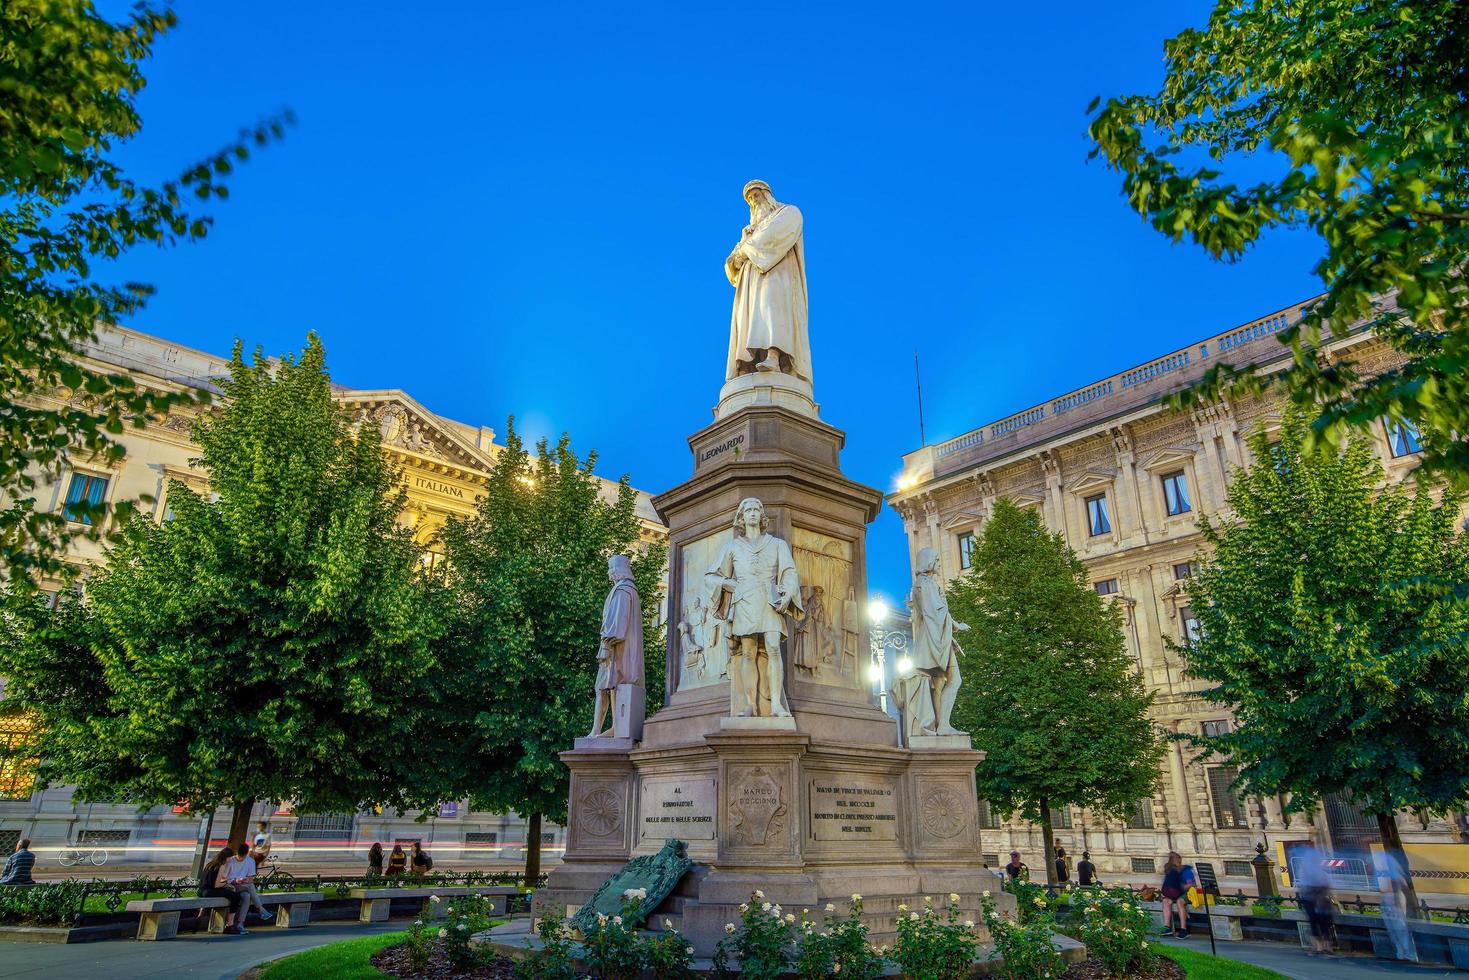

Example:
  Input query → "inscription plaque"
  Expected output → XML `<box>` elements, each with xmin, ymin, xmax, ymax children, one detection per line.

<box><xmin>809</xmin><ymin>776</ymin><xmax>898</xmax><ymax>841</ymax></box>
<box><xmin>640</xmin><ymin>777</ymin><xmax>716</xmax><ymax>843</ymax></box>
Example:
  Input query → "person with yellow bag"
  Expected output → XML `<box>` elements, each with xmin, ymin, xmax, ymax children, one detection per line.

<box><xmin>1160</xmin><ymin>851</ymin><xmax>1199</xmax><ymax>938</ymax></box>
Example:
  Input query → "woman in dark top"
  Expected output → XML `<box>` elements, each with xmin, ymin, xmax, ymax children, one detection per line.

<box><xmin>410</xmin><ymin>841</ymin><xmax>431</xmax><ymax>875</ymax></box>
<box><xmin>367</xmin><ymin>841</ymin><xmax>384</xmax><ymax>876</ymax></box>
<box><xmin>1077</xmin><ymin>851</ymin><xmax>1098</xmax><ymax>887</ymax></box>
<box><xmin>386</xmin><ymin>843</ymin><xmax>407</xmax><ymax>876</ymax></box>
<box><xmin>1160</xmin><ymin>851</ymin><xmax>1196</xmax><ymax>937</ymax></box>
<box><xmin>200</xmin><ymin>845</ymin><xmax>248</xmax><ymax>934</ymax></box>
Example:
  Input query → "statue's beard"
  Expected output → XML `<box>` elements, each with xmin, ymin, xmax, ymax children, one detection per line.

<box><xmin>749</xmin><ymin>199</ymin><xmax>778</xmax><ymax>223</ymax></box>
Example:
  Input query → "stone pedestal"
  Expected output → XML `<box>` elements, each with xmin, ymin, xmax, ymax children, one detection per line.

<box><xmin>542</xmin><ymin>390</ymin><xmax>1018</xmax><ymax>954</ymax></box>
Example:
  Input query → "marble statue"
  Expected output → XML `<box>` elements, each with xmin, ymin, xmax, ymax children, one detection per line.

<box><xmin>705</xmin><ymin>497</ymin><xmax>803</xmax><ymax>717</ymax></box>
<box><xmin>905</xmin><ymin>547</ymin><xmax>967</xmax><ymax>737</ymax></box>
<box><xmin>724</xmin><ymin>180</ymin><xmax>812</xmax><ymax>384</ymax></box>
<box><xmin>589</xmin><ymin>554</ymin><xmax>645</xmax><ymax>738</ymax></box>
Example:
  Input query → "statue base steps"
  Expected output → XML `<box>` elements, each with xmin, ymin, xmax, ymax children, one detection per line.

<box><xmin>908</xmin><ymin>734</ymin><xmax>974</xmax><ymax>751</ymax></box>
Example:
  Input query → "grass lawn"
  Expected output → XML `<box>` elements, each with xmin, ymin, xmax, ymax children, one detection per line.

<box><xmin>257</xmin><ymin>930</ymin><xmax>407</xmax><ymax>980</ymax></box>
<box><xmin>1159</xmin><ymin>944</ymin><xmax>1289</xmax><ymax>979</ymax></box>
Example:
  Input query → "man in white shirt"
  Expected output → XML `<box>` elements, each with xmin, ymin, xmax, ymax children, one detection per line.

<box><xmin>225</xmin><ymin>842</ymin><xmax>272</xmax><ymax>923</ymax></box>
<box><xmin>251</xmin><ymin>821</ymin><xmax>273</xmax><ymax>861</ymax></box>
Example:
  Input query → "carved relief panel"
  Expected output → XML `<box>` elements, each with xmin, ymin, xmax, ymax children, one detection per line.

<box><xmin>789</xmin><ymin>527</ymin><xmax>859</xmax><ymax>689</ymax></box>
<box><xmin>673</xmin><ymin>528</ymin><xmax>734</xmax><ymax>692</ymax></box>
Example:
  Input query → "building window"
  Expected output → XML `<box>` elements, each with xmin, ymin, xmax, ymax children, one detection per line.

<box><xmin>982</xmin><ymin>852</ymin><xmax>1001</xmax><ymax>867</ymax></box>
<box><xmin>1223</xmin><ymin>860</ymin><xmax>1252</xmax><ymax>877</ymax></box>
<box><xmin>540</xmin><ymin>832</ymin><xmax>555</xmax><ymax>847</ymax></box>
<box><xmin>293</xmin><ymin>813</ymin><xmax>354</xmax><ymax>841</ymax></box>
<box><xmin>0</xmin><ymin>714</ymin><xmax>38</xmax><ymax>801</ymax></box>
<box><xmin>1200</xmin><ymin>719</ymin><xmax>1231</xmax><ymax>739</ymax></box>
<box><xmin>1383</xmin><ymin>418</ymin><xmax>1423</xmax><ymax>458</ymax></box>
<box><xmin>1126</xmin><ymin>799</ymin><xmax>1155</xmax><ymax>829</ymax></box>
<box><xmin>958</xmin><ymin>531</ymin><xmax>976</xmax><ymax>570</ymax></box>
<box><xmin>1049</xmin><ymin>807</ymin><xmax>1072</xmax><ymax>830</ymax></box>
<box><xmin>1161</xmin><ymin>471</ymin><xmax>1192</xmax><ymax>516</ymax></box>
<box><xmin>1207</xmin><ymin>766</ymin><xmax>1247</xmax><ymax>829</ymax></box>
<box><xmin>62</xmin><ymin>472</ymin><xmax>109</xmax><ymax>525</ymax></box>
<box><xmin>1085</xmin><ymin>494</ymin><xmax>1111</xmax><ymax>536</ymax></box>
<box><xmin>1180</xmin><ymin>606</ymin><xmax>1202</xmax><ymax>643</ymax></box>
<box><xmin>78</xmin><ymin>829</ymin><xmax>130</xmax><ymax>846</ymax></box>
<box><xmin>1173</xmin><ymin>562</ymin><xmax>1195</xmax><ymax>580</ymax></box>
<box><xmin>464</xmin><ymin>831</ymin><xmax>499</xmax><ymax>847</ymax></box>
<box><xmin>1094</xmin><ymin>578</ymin><xmax>1119</xmax><ymax>596</ymax></box>
<box><xmin>1131</xmin><ymin>857</ymin><xmax>1156</xmax><ymax>874</ymax></box>
<box><xmin>977</xmin><ymin>799</ymin><xmax>1001</xmax><ymax>830</ymax></box>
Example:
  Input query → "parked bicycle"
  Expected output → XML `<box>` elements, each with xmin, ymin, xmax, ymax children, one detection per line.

<box><xmin>57</xmin><ymin>845</ymin><xmax>108</xmax><ymax>868</ymax></box>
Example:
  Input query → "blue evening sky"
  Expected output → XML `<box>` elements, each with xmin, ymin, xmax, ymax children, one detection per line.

<box><xmin>103</xmin><ymin>2</ymin><xmax>1322</xmax><ymax>603</ymax></box>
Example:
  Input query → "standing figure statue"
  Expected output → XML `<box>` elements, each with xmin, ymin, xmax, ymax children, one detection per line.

<box><xmin>706</xmin><ymin>497</ymin><xmax>803</xmax><ymax>717</ymax></box>
<box><xmin>905</xmin><ymin>547</ymin><xmax>968</xmax><ymax>737</ymax></box>
<box><xmin>725</xmin><ymin>180</ymin><xmax>812</xmax><ymax>383</ymax></box>
<box><xmin>589</xmin><ymin>554</ymin><xmax>645</xmax><ymax>738</ymax></box>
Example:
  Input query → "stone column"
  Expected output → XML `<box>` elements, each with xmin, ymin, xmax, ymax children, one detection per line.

<box><xmin>1110</xmin><ymin>426</ymin><xmax>1144</xmax><ymax>546</ymax></box>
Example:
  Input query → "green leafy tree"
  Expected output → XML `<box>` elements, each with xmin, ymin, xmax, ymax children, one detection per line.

<box><xmin>1181</xmin><ymin>409</ymin><xmax>1469</xmax><ymax>915</ymax></box>
<box><xmin>430</xmin><ymin>422</ymin><xmax>665</xmax><ymax>885</ymax></box>
<box><xmin>0</xmin><ymin>336</ymin><xmax>437</xmax><ymax>844</ymax></box>
<box><xmin>1088</xmin><ymin>0</ymin><xmax>1469</xmax><ymax>483</ymax></box>
<box><xmin>0</xmin><ymin>1</ymin><xmax>287</xmax><ymax>583</ymax></box>
<box><xmin>947</xmin><ymin>499</ymin><xmax>1165</xmax><ymax>885</ymax></box>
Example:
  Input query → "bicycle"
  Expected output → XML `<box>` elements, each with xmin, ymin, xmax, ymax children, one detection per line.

<box><xmin>57</xmin><ymin>845</ymin><xmax>108</xmax><ymax>868</ymax></box>
<box><xmin>257</xmin><ymin>853</ymin><xmax>293</xmax><ymax>885</ymax></box>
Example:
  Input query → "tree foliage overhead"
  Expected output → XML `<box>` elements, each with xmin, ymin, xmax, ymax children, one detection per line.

<box><xmin>428</xmin><ymin>422</ymin><xmax>665</xmax><ymax>827</ymax></box>
<box><xmin>1089</xmin><ymin>0</ymin><xmax>1469</xmax><ymax>483</ymax></box>
<box><xmin>0</xmin><ymin>336</ymin><xmax>438</xmax><ymax>816</ymax></box>
<box><xmin>0</xmin><ymin>0</ymin><xmax>287</xmax><ymax>582</ymax></box>
<box><xmin>1182</xmin><ymin>409</ymin><xmax>1469</xmax><ymax>822</ymax></box>
<box><xmin>947</xmin><ymin>499</ymin><xmax>1165</xmax><ymax>882</ymax></box>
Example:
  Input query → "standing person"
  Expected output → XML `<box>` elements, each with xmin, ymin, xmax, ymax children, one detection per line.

<box><xmin>1004</xmin><ymin>850</ymin><xmax>1029</xmax><ymax>884</ymax></box>
<box><xmin>1294</xmin><ymin>843</ymin><xmax>1335</xmax><ymax>953</ymax></box>
<box><xmin>1054</xmin><ymin>845</ymin><xmax>1071</xmax><ymax>886</ymax></box>
<box><xmin>367</xmin><ymin>841</ymin><xmax>384</xmax><ymax>877</ymax></box>
<box><xmin>1077</xmin><ymin>850</ymin><xmax>1098</xmax><ymax>887</ymax></box>
<box><xmin>386</xmin><ymin>843</ymin><xmax>407</xmax><ymax>876</ymax></box>
<box><xmin>250</xmin><ymin>820</ymin><xmax>272</xmax><ymax>865</ymax></box>
<box><xmin>410</xmin><ymin>841</ymin><xmax>432</xmax><ymax>875</ymax></box>
<box><xmin>1376</xmin><ymin>850</ymin><xmax>1419</xmax><ymax>962</ymax></box>
<box><xmin>0</xmin><ymin>837</ymin><xmax>35</xmax><ymax>885</ymax></box>
<box><xmin>1160</xmin><ymin>851</ymin><xmax>1196</xmax><ymax>938</ymax></box>
<box><xmin>199</xmin><ymin>846</ymin><xmax>248</xmax><ymax>935</ymax></box>
<box><xmin>225</xmin><ymin>842</ymin><xmax>272</xmax><ymax>923</ymax></box>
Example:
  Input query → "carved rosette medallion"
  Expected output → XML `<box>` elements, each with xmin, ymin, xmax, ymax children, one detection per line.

<box><xmin>920</xmin><ymin>784</ymin><xmax>966</xmax><ymax>840</ymax></box>
<box><xmin>578</xmin><ymin>786</ymin><xmax>624</xmax><ymax>840</ymax></box>
<box><xmin>729</xmin><ymin>767</ymin><xmax>786</xmax><ymax>846</ymax></box>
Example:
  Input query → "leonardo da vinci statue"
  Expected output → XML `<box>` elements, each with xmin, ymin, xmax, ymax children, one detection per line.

<box><xmin>724</xmin><ymin>180</ymin><xmax>812</xmax><ymax>384</ymax></box>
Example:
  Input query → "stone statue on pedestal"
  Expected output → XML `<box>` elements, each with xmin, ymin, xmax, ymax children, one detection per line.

<box><xmin>589</xmin><ymin>554</ymin><xmax>645</xmax><ymax>739</ymax></box>
<box><xmin>705</xmin><ymin>497</ymin><xmax>803</xmax><ymax>717</ymax></box>
<box><xmin>904</xmin><ymin>547</ymin><xmax>967</xmax><ymax>738</ymax></box>
<box><xmin>725</xmin><ymin>180</ymin><xmax>812</xmax><ymax>383</ymax></box>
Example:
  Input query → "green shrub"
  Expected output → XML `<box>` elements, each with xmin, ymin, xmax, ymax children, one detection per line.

<box><xmin>891</xmin><ymin>894</ymin><xmax>981</xmax><ymax>980</ymax></box>
<box><xmin>793</xmin><ymin>895</ymin><xmax>887</xmax><ymax>980</ymax></box>
<box><xmin>982</xmin><ymin>891</ymin><xmax>1063</xmax><ymax>980</ymax></box>
<box><xmin>1075</xmin><ymin>888</ymin><xmax>1154</xmax><ymax>978</ymax></box>
<box><xmin>712</xmin><ymin>890</ymin><xmax>795</xmax><ymax>980</ymax></box>
<box><xmin>0</xmin><ymin>881</ymin><xmax>86</xmax><ymax>925</ymax></box>
<box><xmin>579</xmin><ymin>893</ymin><xmax>648</xmax><ymax>980</ymax></box>
<box><xmin>513</xmin><ymin>907</ymin><xmax>577</xmax><ymax>980</ymax></box>
<box><xmin>646</xmin><ymin>916</ymin><xmax>696</xmax><ymax>980</ymax></box>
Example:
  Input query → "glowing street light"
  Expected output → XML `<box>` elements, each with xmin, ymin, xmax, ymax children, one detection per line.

<box><xmin>868</xmin><ymin>598</ymin><xmax>889</xmax><ymax>624</ymax></box>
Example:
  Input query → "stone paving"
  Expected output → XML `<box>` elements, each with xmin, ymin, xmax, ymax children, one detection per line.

<box><xmin>1157</xmin><ymin>933</ymin><xmax>1461</xmax><ymax>979</ymax></box>
<box><xmin>0</xmin><ymin>919</ymin><xmax>402</xmax><ymax>980</ymax></box>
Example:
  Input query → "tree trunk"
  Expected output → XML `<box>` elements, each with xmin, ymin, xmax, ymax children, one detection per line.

<box><xmin>525</xmin><ymin>812</ymin><xmax>542</xmax><ymax>888</ymax></box>
<box><xmin>227</xmin><ymin>799</ymin><xmax>255</xmax><ymax>849</ymax></box>
<box><xmin>1038</xmin><ymin>798</ymin><xmax>1057</xmax><ymax>887</ymax></box>
<box><xmin>1377</xmin><ymin>811</ymin><xmax>1422</xmax><ymax>919</ymax></box>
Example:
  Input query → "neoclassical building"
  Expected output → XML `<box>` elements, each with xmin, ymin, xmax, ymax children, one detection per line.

<box><xmin>0</xmin><ymin>323</ymin><xmax>665</xmax><ymax>867</ymax></box>
<box><xmin>887</xmin><ymin>298</ymin><xmax>1466</xmax><ymax>887</ymax></box>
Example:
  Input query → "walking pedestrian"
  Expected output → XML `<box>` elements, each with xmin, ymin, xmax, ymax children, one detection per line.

<box><xmin>199</xmin><ymin>846</ymin><xmax>249</xmax><ymax>935</ymax></box>
<box><xmin>1077</xmin><ymin>850</ymin><xmax>1098</xmax><ymax>887</ymax></box>
<box><xmin>1294</xmin><ymin>843</ymin><xmax>1335</xmax><ymax>953</ymax></box>
<box><xmin>1160</xmin><ymin>851</ymin><xmax>1196</xmax><ymax>938</ymax></box>
<box><xmin>250</xmin><ymin>821</ymin><xmax>272</xmax><ymax>863</ymax></box>
<box><xmin>386</xmin><ymin>843</ymin><xmax>407</xmax><ymax>876</ymax></box>
<box><xmin>1054</xmin><ymin>845</ymin><xmax>1071</xmax><ymax>886</ymax></box>
<box><xmin>1376</xmin><ymin>850</ymin><xmax>1419</xmax><ymax>962</ymax></box>
<box><xmin>0</xmin><ymin>838</ymin><xmax>35</xmax><ymax>885</ymax></box>
<box><xmin>225</xmin><ymin>841</ymin><xmax>273</xmax><ymax>923</ymax></box>
<box><xmin>368</xmin><ymin>841</ymin><xmax>384</xmax><ymax>876</ymax></box>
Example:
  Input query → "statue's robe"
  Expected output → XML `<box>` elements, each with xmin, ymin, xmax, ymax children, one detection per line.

<box><xmin>705</xmin><ymin>532</ymin><xmax>804</xmax><ymax>639</ymax></box>
<box><xmin>598</xmin><ymin>577</ymin><xmax>644</xmax><ymax>690</ymax></box>
<box><xmin>907</xmin><ymin>569</ymin><xmax>962</xmax><ymax>734</ymax></box>
<box><xmin>725</xmin><ymin>204</ymin><xmax>812</xmax><ymax>383</ymax></box>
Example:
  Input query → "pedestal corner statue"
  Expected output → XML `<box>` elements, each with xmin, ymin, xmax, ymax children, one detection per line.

<box><xmin>900</xmin><ymin>546</ymin><xmax>968</xmax><ymax>739</ymax></box>
<box><xmin>588</xmin><ymin>554</ymin><xmax>646</xmax><ymax>742</ymax></box>
<box><xmin>724</xmin><ymin>180</ymin><xmax>811</xmax><ymax>384</ymax></box>
<box><xmin>704</xmin><ymin>497</ymin><xmax>803</xmax><ymax>718</ymax></box>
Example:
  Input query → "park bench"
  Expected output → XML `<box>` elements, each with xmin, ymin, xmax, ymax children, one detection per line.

<box><xmin>346</xmin><ymin>885</ymin><xmax>520</xmax><ymax>923</ymax></box>
<box><xmin>127</xmin><ymin>891</ymin><xmax>325</xmax><ymax>940</ymax></box>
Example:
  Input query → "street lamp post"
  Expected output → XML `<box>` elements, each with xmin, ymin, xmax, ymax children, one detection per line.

<box><xmin>867</xmin><ymin>599</ymin><xmax>908</xmax><ymax>715</ymax></box>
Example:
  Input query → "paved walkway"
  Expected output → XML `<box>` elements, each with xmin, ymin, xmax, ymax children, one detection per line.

<box><xmin>0</xmin><ymin>919</ymin><xmax>403</xmax><ymax>980</ymax></box>
<box><xmin>1158</xmin><ymin>934</ymin><xmax>1460</xmax><ymax>979</ymax></box>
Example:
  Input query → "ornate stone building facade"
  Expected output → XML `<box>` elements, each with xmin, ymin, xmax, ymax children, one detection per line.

<box><xmin>0</xmin><ymin>323</ymin><xmax>666</xmax><ymax>867</ymax></box>
<box><xmin>887</xmin><ymin>299</ymin><xmax>1465</xmax><ymax>887</ymax></box>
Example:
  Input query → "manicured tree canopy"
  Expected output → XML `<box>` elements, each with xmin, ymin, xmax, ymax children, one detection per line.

<box><xmin>429</xmin><ymin>421</ymin><xmax>665</xmax><ymax>885</ymax></box>
<box><xmin>1089</xmin><ymin>0</ymin><xmax>1469</xmax><ymax>485</ymax></box>
<box><xmin>0</xmin><ymin>336</ymin><xmax>437</xmax><ymax>841</ymax></box>
<box><xmin>1182</xmin><ymin>409</ymin><xmax>1469</xmax><ymax>914</ymax></box>
<box><xmin>948</xmin><ymin>498</ymin><xmax>1165</xmax><ymax>885</ymax></box>
<box><xmin>0</xmin><ymin>1</ymin><xmax>286</xmax><ymax>581</ymax></box>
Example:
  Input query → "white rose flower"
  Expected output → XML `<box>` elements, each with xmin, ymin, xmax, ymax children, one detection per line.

<box><xmin>897</xmin><ymin>903</ymin><xmax>908</xmax><ymax>912</ymax></box>
<box><xmin>739</xmin><ymin>903</ymin><xmax>749</xmax><ymax>913</ymax></box>
<box><xmin>612</xmin><ymin>915</ymin><xmax>622</xmax><ymax>926</ymax></box>
<box><xmin>437</xmin><ymin>928</ymin><xmax>448</xmax><ymax>938</ymax></box>
<box><xmin>908</xmin><ymin>912</ymin><xmax>919</xmax><ymax>921</ymax></box>
<box><xmin>664</xmin><ymin>918</ymin><xmax>673</xmax><ymax>930</ymax></box>
<box><xmin>851</xmin><ymin>893</ymin><xmax>862</xmax><ymax>902</ymax></box>
<box><xmin>761</xmin><ymin>901</ymin><xmax>772</xmax><ymax>912</ymax></box>
<box><xmin>597</xmin><ymin>912</ymin><xmax>608</xmax><ymax>924</ymax></box>
<box><xmin>983</xmin><ymin>890</ymin><xmax>991</xmax><ymax>898</ymax></box>
<box><xmin>824</xmin><ymin>902</ymin><xmax>836</xmax><ymax>913</ymax></box>
<box><xmin>925</xmin><ymin>895</ymin><xmax>934</xmax><ymax>905</ymax></box>
<box><xmin>457</xmin><ymin>923</ymin><xmax>467</xmax><ymax>931</ymax></box>
<box><xmin>785</xmin><ymin>913</ymin><xmax>795</xmax><ymax>923</ymax></box>
<box><xmin>833</xmin><ymin>964</ymin><xmax>841</xmax><ymax>974</ymax></box>
<box><xmin>687</xmin><ymin>946</ymin><xmax>695</xmax><ymax>956</ymax></box>
<box><xmin>949</xmin><ymin>892</ymin><xmax>960</xmax><ymax>903</ymax></box>
<box><xmin>965</xmin><ymin>920</ymin><xmax>975</xmax><ymax>929</ymax></box>
<box><xmin>754</xmin><ymin>889</ymin><xmax>766</xmax><ymax>899</ymax></box>
<box><xmin>725</xmin><ymin>922</ymin><xmax>736</xmax><ymax>934</ymax></box>
<box><xmin>430</xmin><ymin>895</ymin><xmax>441</xmax><ymax>903</ymax></box>
<box><xmin>623</xmin><ymin>888</ymin><xmax>638</xmax><ymax>898</ymax></box>
<box><xmin>414</xmin><ymin>919</ymin><xmax>423</xmax><ymax>927</ymax></box>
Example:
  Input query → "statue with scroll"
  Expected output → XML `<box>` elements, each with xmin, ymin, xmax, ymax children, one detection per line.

<box><xmin>905</xmin><ymin>547</ymin><xmax>967</xmax><ymax>737</ymax></box>
<box><xmin>725</xmin><ymin>180</ymin><xmax>812</xmax><ymax>383</ymax></box>
<box><xmin>705</xmin><ymin>497</ymin><xmax>803</xmax><ymax>717</ymax></box>
<box><xmin>589</xmin><ymin>554</ymin><xmax>645</xmax><ymax>738</ymax></box>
